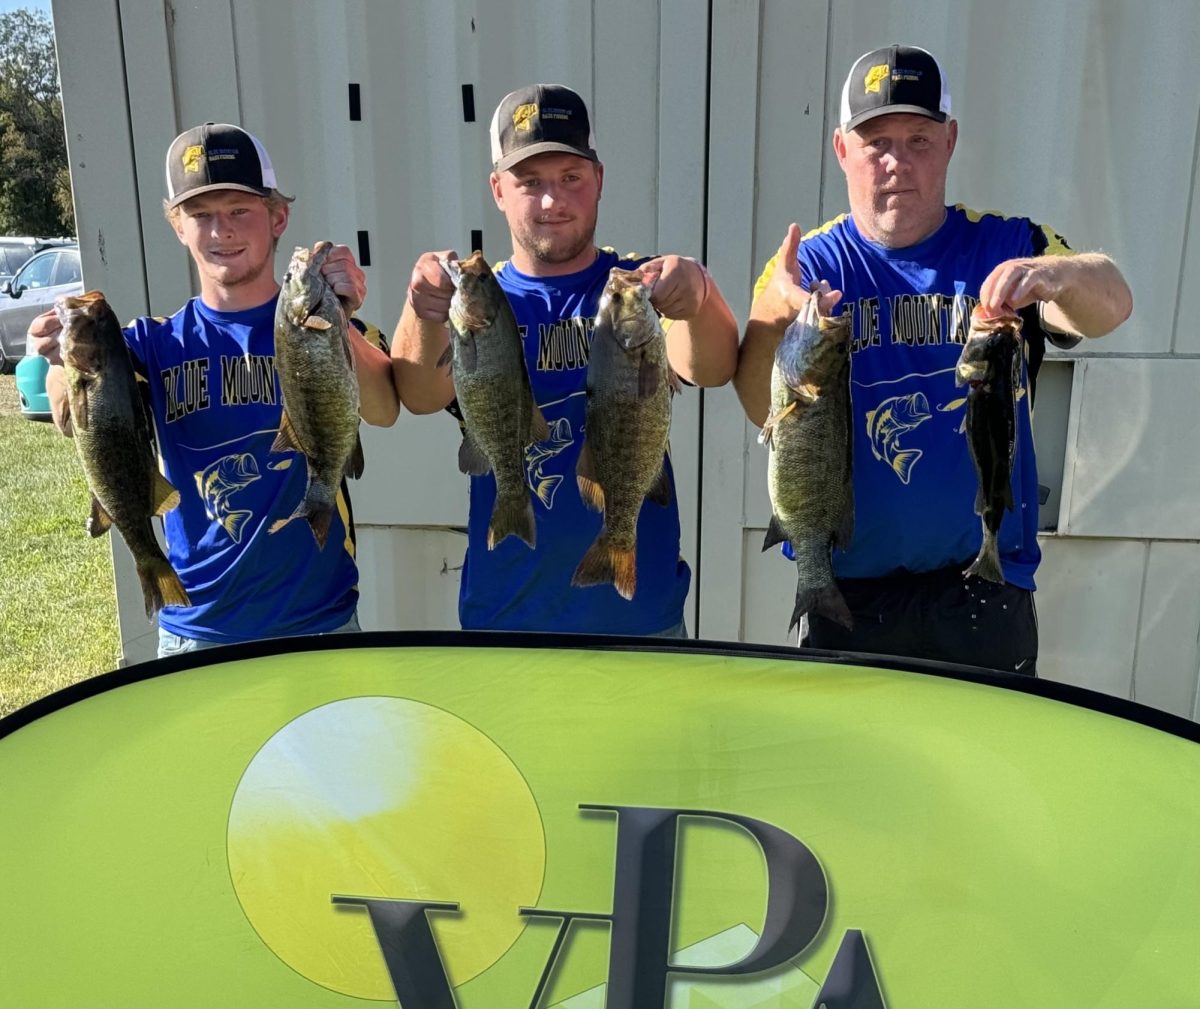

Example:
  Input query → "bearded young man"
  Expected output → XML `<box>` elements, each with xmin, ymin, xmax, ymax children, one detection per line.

<box><xmin>393</xmin><ymin>84</ymin><xmax>738</xmax><ymax>636</ymax></box>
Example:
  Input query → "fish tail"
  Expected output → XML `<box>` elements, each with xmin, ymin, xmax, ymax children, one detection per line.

<box><xmin>790</xmin><ymin>581</ymin><xmax>853</xmax><ymax>633</ymax></box>
<box><xmin>223</xmin><ymin>509</ymin><xmax>253</xmax><ymax>544</ymax></box>
<box><xmin>488</xmin><ymin>493</ymin><xmax>536</xmax><ymax>550</ymax></box>
<box><xmin>268</xmin><ymin>490</ymin><xmax>335</xmax><ymax>550</ymax></box>
<box><xmin>572</xmin><ymin>531</ymin><xmax>637</xmax><ymax>601</ymax></box>
<box><xmin>891</xmin><ymin>448</ymin><xmax>922</xmax><ymax>484</ymax></box>
<box><xmin>534</xmin><ymin>474</ymin><xmax>562</xmax><ymax>508</ymax></box>
<box><xmin>136</xmin><ymin>557</ymin><xmax>191</xmax><ymax>619</ymax></box>
<box><xmin>965</xmin><ymin>528</ymin><xmax>1005</xmax><ymax>583</ymax></box>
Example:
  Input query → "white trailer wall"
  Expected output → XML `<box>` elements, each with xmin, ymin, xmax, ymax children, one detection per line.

<box><xmin>51</xmin><ymin>0</ymin><xmax>1200</xmax><ymax>718</ymax></box>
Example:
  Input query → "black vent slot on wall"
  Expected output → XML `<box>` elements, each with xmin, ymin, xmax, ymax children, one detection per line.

<box><xmin>348</xmin><ymin>83</ymin><xmax>361</xmax><ymax>121</ymax></box>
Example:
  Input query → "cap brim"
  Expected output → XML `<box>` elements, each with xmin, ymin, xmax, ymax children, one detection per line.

<box><xmin>494</xmin><ymin>141</ymin><xmax>599</xmax><ymax>173</ymax></box>
<box><xmin>843</xmin><ymin>106</ymin><xmax>948</xmax><ymax>132</ymax></box>
<box><xmin>166</xmin><ymin>182</ymin><xmax>273</xmax><ymax>210</ymax></box>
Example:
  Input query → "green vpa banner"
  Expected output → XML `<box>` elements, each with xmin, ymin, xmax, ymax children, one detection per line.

<box><xmin>2</xmin><ymin>634</ymin><xmax>1198</xmax><ymax>1008</ymax></box>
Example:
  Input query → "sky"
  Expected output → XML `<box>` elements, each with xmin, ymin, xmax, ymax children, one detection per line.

<box><xmin>0</xmin><ymin>0</ymin><xmax>52</xmax><ymax>16</ymax></box>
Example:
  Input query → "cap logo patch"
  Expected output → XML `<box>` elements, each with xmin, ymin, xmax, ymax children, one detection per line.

<box><xmin>512</xmin><ymin>103</ymin><xmax>538</xmax><ymax>132</ymax></box>
<box><xmin>864</xmin><ymin>63</ymin><xmax>889</xmax><ymax>94</ymax></box>
<box><xmin>181</xmin><ymin>145</ymin><xmax>205</xmax><ymax>173</ymax></box>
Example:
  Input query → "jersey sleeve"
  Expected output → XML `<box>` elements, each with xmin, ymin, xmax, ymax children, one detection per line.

<box><xmin>1028</xmin><ymin>221</ymin><xmax>1083</xmax><ymax>349</ymax></box>
<box><xmin>350</xmin><ymin>315</ymin><xmax>389</xmax><ymax>353</ymax></box>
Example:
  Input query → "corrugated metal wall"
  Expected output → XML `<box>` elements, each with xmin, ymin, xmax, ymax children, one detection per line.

<box><xmin>51</xmin><ymin>0</ymin><xmax>1200</xmax><ymax>718</ymax></box>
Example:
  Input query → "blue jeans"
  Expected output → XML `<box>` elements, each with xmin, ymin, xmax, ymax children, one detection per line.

<box><xmin>649</xmin><ymin>619</ymin><xmax>689</xmax><ymax>639</ymax></box>
<box><xmin>157</xmin><ymin>612</ymin><xmax>362</xmax><ymax>658</ymax></box>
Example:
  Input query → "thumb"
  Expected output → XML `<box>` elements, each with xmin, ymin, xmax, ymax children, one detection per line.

<box><xmin>779</xmin><ymin>223</ymin><xmax>803</xmax><ymax>284</ymax></box>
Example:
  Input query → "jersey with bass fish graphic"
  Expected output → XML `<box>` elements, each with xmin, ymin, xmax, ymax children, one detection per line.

<box><xmin>123</xmin><ymin>295</ymin><xmax>378</xmax><ymax>642</ymax></box>
<box><xmin>456</xmin><ymin>248</ymin><xmax>691</xmax><ymax>633</ymax></box>
<box><xmin>754</xmin><ymin>204</ymin><xmax>1077</xmax><ymax>588</ymax></box>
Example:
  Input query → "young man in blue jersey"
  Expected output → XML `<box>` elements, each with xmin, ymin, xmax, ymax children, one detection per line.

<box><xmin>734</xmin><ymin>45</ymin><xmax>1132</xmax><ymax>674</ymax></box>
<box><xmin>31</xmin><ymin>122</ymin><xmax>400</xmax><ymax>657</ymax></box>
<box><xmin>393</xmin><ymin>84</ymin><xmax>739</xmax><ymax>636</ymax></box>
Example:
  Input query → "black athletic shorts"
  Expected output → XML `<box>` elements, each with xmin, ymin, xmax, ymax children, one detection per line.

<box><xmin>802</xmin><ymin>565</ymin><xmax>1039</xmax><ymax>676</ymax></box>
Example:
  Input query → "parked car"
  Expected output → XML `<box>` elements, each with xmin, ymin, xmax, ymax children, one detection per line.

<box><xmin>0</xmin><ymin>243</ymin><xmax>83</xmax><ymax>372</ymax></box>
<box><xmin>0</xmin><ymin>236</ymin><xmax>75</xmax><ymax>288</ymax></box>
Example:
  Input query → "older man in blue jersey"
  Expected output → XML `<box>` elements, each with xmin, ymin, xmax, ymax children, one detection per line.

<box><xmin>30</xmin><ymin>122</ymin><xmax>400</xmax><ymax>657</ymax></box>
<box><xmin>393</xmin><ymin>84</ymin><xmax>739</xmax><ymax>636</ymax></box>
<box><xmin>734</xmin><ymin>45</ymin><xmax>1132</xmax><ymax>674</ymax></box>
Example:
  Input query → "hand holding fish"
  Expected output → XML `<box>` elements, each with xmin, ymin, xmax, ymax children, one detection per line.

<box><xmin>407</xmin><ymin>250</ymin><xmax>458</xmax><ymax>323</ymax></box>
<box><xmin>766</xmin><ymin>224</ymin><xmax>843</xmax><ymax>326</ymax></box>
<box><xmin>28</xmin><ymin>308</ymin><xmax>65</xmax><ymax>366</ymax></box>
<box><xmin>317</xmin><ymin>244</ymin><xmax>366</xmax><ymax>315</ymax></box>
<box><xmin>979</xmin><ymin>257</ymin><xmax>1065</xmax><ymax>318</ymax></box>
<box><xmin>642</xmin><ymin>255</ymin><xmax>708</xmax><ymax>320</ymax></box>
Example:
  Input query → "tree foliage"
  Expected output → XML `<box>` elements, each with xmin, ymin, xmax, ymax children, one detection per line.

<box><xmin>0</xmin><ymin>9</ymin><xmax>74</xmax><ymax>237</ymax></box>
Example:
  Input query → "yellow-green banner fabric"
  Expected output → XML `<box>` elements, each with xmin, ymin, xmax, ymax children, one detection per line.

<box><xmin>1</xmin><ymin>638</ymin><xmax>1198</xmax><ymax>1007</ymax></box>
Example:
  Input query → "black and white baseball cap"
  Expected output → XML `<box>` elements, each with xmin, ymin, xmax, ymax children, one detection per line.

<box><xmin>489</xmin><ymin>84</ymin><xmax>598</xmax><ymax>172</ymax></box>
<box><xmin>839</xmin><ymin>45</ymin><xmax>951</xmax><ymax>132</ymax></box>
<box><xmin>164</xmin><ymin>122</ymin><xmax>279</xmax><ymax>209</ymax></box>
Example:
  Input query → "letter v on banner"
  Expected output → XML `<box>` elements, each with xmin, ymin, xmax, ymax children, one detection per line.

<box><xmin>338</xmin><ymin>806</ymin><xmax>886</xmax><ymax>1009</ymax></box>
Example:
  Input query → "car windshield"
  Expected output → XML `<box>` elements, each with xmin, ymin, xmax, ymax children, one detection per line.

<box><xmin>15</xmin><ymin>252</ymin><xmax>55</xmax><ymax>290</ymax></box>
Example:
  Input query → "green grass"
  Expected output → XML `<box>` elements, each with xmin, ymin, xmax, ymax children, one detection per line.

<box><xmin>0</xmin><ymin>374</ymin><xmax>121</xmax><ymax>717</ymax></box>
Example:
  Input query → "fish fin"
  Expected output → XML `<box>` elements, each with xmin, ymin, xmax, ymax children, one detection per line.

<box><xmin>891</xmin><ymin>448</ymin><xmax>922</xmax><ymax>485</ymax></box>
<box><xmin>667</xmin><ymin>367</ymin><xmax>683</xmax><ymax>396</ymax></box>
<box><xmin>790</xmin><ymin>582</ymin><xmax>853</xmax><ymax>633</ymax></box>
<box><xmin>572</xmin><ymin>532</ymin><xmax>637</xmax><ymax>601</ymax></box>
<box><xmin>646</xmin><ymin>465</ymin><xmax>672</xmax><ymax>507</ymax></box>
<box><xmin>488</xmin><ymin>494</ymin><xmax>536</xmax><ymax>550</ymax></box>
<box><xmin>150</xmin><ymin>471</ymin><xmax>181</xmax><ymax>517</ymax></box>
<box><xmin>575</xmin><ymin>443</ymin><xmax>604</xmax><ymax>512</ymax></box>
<box><xmin>530</xmin><ymin>402</ymin><xmax>549</xmax><ymax>443</ymax></box>
<box><xmin>1003</xmin><ymin>478</ymin><xmax>1015</xmax><ymax>513</ymax></box>
<box><xmin>87</xmin><ymin>495</ymin><xmax>113</xmax><ymax>537</ymax></box>
<box><xmin>965</xmin><ymin>532</ymin><xmax>1005</xmax><ymax>583</ymax></box>
<box><xmin>458</xmin><ymin>431</ymin><xmax>491</xmax><ymax>475</ymax></box>
<box><xmin>69</xmin><ymin>384</ymin><xmax>89</xmax><ymax>431</ymax></box>
<box><xmin>638</xmin><ymin>357</ymin><xmax>660</xmax><ymax>399</ymax></box>
<box><xmin>533</xmin><ymin>474</ymin><xmax>562</xmax><ymax>508</ymax></box>
<box><xmin>762</xmin><ymin>513</ymin><xmax>789</xmax><ymax>551</ymax></box>
<box><xmin>302</xmin><ymin>314</ymin><xmax>333</xmax><ymax>330</ymax></box>
<box><xmin>55</xmin><ymin>391</ymin><xmax>73</xmax><ymax>433</ymax></box>
<box><xmin>270</xmin><ymin>500</ymin><xmax>334</xmax><ymax>550</ymax></box>
<box><xmin>345</xmin><ymin>432</ymin><xmax>365</xmax><ymax>480</ymax></box>
<box><xmin>436</xmin><ymin>343</ymin><xmax>453</xmax><ymax>370</ymax></box>
<box><xmin>759</xmin><ymin>401</ymin><xmax>798</xmax><ymax>447</ymax></box>
<box><xmin>136</xmin><ymin>556</ymin><xmax>191</xmax><ymax>618</ymax></box>
<box><xmin>271</xmin><ymin>410</ymin><xmax>303</xmax><ymax>454</ymax></box>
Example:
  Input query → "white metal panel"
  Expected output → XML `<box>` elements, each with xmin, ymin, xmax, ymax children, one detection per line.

<box><xmin>1035</xmin><ymin>536</ymin><xmax>1145</xmax><ymax>697</ymax></box>
<box><xmin>739</xmin><ymin>529</ymin><xmax>798</xmax><ymax>646</ymax></box>
<box><xmin>353</xmin><ymin>526</ymin><xmax>464</xmax><ymax>632</ymax></box>
<box><xmin>1174</xmin><ymin>107</ymin><xmax>1200</xmax><ymax>356</ymax></box>
<box><xmin>117</xmin><ymin>0</ymin><xmax>195</xmax><ymax>317</ymax></box>
<box><xmin>1062</xmin><ymin>359</ymin><xmax>1200</xmax><ymax>540</ymax></box>
<box><xmin>1131</xmin><ymin>542</ymin><xmax>1200</xmax><ymax>719</ymax></box>
<box><xmin>699</xmin><ymin>0</ymin><xmax>762</xmax><ymax>641</ymax></box>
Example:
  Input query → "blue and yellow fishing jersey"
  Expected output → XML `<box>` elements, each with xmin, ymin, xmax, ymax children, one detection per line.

<box><xmin>123</xmin><ymin>295</ymin><xmax>378</xmax><ymax>642</ymax></box>
<box><xmin>754</xmin><ymin>204</ymin><xmax>1077</xmax><ymax>588</ymax></box>
<box><xmin>457</xmin><ymin>247</ymin><xmax>691</xmax><ymax>633</ymax></box>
